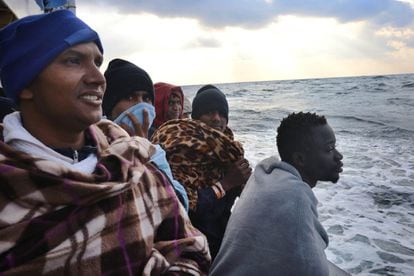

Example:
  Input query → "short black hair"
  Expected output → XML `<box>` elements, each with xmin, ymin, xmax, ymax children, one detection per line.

<box><xmin>276</xmin><ymin>112</ymin><xmax>327</xmax><ymax>162</ymax></box>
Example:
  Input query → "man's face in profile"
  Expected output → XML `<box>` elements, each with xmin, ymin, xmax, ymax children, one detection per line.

<box><xmin>22</xmin><ymin>42</ymin><xmax>105</xmax><ymax>131</ymax></box>
<box><xmin>302</xmin><ymin>124</ymin><xmax>343</xmax><ymax>186</ymax></box>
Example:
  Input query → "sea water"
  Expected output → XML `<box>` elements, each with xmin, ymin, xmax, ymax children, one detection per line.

<box><xmin>183</xmin><ymin>73</ymin><xmax>414</xmax><ymax>275</ymax></box>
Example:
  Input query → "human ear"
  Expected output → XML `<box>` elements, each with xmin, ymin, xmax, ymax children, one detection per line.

<box><xmin>292</xmin><ymin>152</ymin><xmax>306</xmax><ymax>168</ymax></box>
<box><xmin>19</xmin><ymin>88</ymin><xmax>34</xmax><ymax>100</ymax></box>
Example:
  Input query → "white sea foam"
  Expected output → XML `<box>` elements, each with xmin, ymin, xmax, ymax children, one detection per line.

<box><xmin>184</xmin><ymin>73</ymin><xmax>414</xmax><ymax>275</ymax></box>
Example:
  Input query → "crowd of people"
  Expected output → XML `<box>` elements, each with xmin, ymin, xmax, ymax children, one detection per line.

<box><xmin>0</xmin><ymin>10</ymin><xmax>346</xmax><ymax>275</ymax></box>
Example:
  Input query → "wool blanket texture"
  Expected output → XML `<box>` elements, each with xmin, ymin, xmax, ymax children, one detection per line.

<box><xmin>151</xmin><ymin>119</ymin><xmax>244</xmax><ymax>211</ymax></box>
<box><xmin>0</xmin><ymin>119</ymin><xmax>210</xmax><ymax>275</ymax></box>
<box><xmin>210</xmin><ymin>156</ymin><xmax>330</xmax><ymax>276</ymax></box>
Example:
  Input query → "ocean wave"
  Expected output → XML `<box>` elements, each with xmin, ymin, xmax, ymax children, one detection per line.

<box><xmin>333</xmin><ymin>115</ymin><xmax>387</xmax><ymax>126</ymax></box>
<box><xmin>402</xmin><ymin>82</ymin><xmax>414</xmax><ymax>88</ymax></box>
<box><xmin>387</xmin><ymin>98</ymin><xmax>414</xmax><ymax>107</ymax></box>
<box><xmin>330</xmin><ymin>115</ymin><xmax>414</xmax><ymax>133</ymax></box>
<box><xmin>245</xmin><ymin>123</ymin><xmax>272</xmax><ymax>130</ymax></box>
<box><xmin>372</xmin><ymin>75</ymin><xmax>388</xmax><ymax>79</ymax></box>
<box><xmin>369</xmin><ymin>189</ymin><xmax>414</xmax><ymax>209</ymax></box>
<box><xmin>229</xmin><ymin>89</ymin><xmax>251</xmax><ymax>96</ymax></box>
<box><xmin>336</xmin><ymin>129</ymin><xmax>355</xmax><ymax>135</ymax></box>
<box><xmin>225</xmin><ymin>74</ymin><xmax>414</xmax><ymax>276</ymax></box>
<box><xmin>234</xmin><ymin>88</ymin><xmax>250</xmax><ymax>93</ymax></box>
<box><xmin>335</xmin><ymin>91</ymin><xmax>351</xmax><ymax>95</ymax></box>
<box><xmin>233</xmin><ymin>108</ymin><xmax>263</xmax><ymax>114</ymax></box>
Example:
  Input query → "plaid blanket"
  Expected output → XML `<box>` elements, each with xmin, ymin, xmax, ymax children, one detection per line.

<box><xmin>0</xmin><ymin>120</ymin><xmax>210</xmax><ymax>275</ymax></box>
<box><xmin>151</xmin><ymin>119</ymin><xmax>244</xmax><ymax>211</ymax></box>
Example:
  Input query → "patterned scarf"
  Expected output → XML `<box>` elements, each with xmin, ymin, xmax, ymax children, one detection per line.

<box><xmin>151</xmin><ymin>119</ymin><xmax>244</xmax><ymax>211</ymax></box>
<box><xmin>0</xmin><ymin>120</ymin><xmax>210</xmax><ymax>275</ymax></box>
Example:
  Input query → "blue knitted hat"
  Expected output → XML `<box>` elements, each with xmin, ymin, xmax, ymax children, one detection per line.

<box><xmin>0</xmin><ymin>10</ymin><xmax>103</xmax><ymax>103</ymax></box>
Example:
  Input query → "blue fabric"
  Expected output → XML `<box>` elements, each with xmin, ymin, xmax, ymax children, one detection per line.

<box><xmin>113</xmin><ymin>102</ymin><xmax>188</xmax><ymax>210</ymax></box>
<box><xmin>0</xmin><ymin>10</ymin><xmax>103</xmax><ymax>103</ymax></box>
<box><xmin>114</xmin><ymin>102</ymin><xmax>156</xmax><ymax>130</ymax></box>
<box><xmin>151</xmin><ymin>145</ymin><xmax>189</xmax><ymax>211</ymax></box>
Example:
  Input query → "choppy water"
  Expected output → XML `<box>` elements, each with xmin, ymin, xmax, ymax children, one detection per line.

<box><xmin>183</xmin><ymin>73</ymin><xmax>414</xmax><ymax>275</ymax></box>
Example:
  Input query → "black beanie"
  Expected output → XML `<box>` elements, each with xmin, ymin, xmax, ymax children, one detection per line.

<box><xmin>103</xmin><ymin>58</ymin><xmax>154</xmax><ymax>116</ymax></box>
<box><xmin>192</xmin><ymin>85</ymin><xmax>229</xmax><ymax>121</ymax></box>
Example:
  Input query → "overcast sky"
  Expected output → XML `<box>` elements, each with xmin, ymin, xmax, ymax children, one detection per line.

<box><xmin>8</xmin><ymin>0</ymin><xmax>414</xmax><ymax>85</ymax></box>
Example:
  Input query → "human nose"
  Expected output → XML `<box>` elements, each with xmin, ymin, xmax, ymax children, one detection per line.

<box><xmin>136</xmin><ymin>96</ymin><xmax>145</xmax><ymax>103</ymax></box>
<box><xmin>85</xmin><ymin>64</ymin><xmax>106</xmax><ymax>88</ymax></box>
<box><xmin>172</xmin><ymin>103</ymin><xmax>180</xmax><ymax>110</ymax></box>
<box><xmin>334</xmin><ymin>149</ymin><xmax>343</xmax><ymax>161</ymax></box>
<box><xmin>210</xmin><ymin>111</ymin><xmax>221</xmax><ymax>120</ymax></box>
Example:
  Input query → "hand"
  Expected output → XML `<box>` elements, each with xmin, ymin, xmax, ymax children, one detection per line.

<box><xmin>221</xmin><ymin>158</ymin><xmax>252</xmax><ymax>191</ymax></box>
<box><xmin>119</xmin><ymin>109</ymin><xmax>150</xmax><ymax>138</ymax></box>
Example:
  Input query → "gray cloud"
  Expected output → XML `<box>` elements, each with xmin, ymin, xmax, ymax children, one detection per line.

<box><xmin>275</xmin><ymin>0</ymin><xmax>413</xmax><ymax>27</ymax></box>
<box><xmin>384</xmin><ymin>31</ymin><xmax>414</xmax><ymax>49</ymax></box>
<box><xmin>83</xmin><ymin>0</ymin><xmax>414</xmax><ymax>28</ymax></box>
<box><xmin>406</xmin><ymin>36</ymin><xmax>414</xmax><ymax>48</ymax></box>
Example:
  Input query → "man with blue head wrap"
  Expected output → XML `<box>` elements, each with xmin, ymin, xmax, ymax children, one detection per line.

<box><xmin>0</xmin><ymin>10</ymin><xmax>210</xmax><ymax>275</ymax></box>
<box><xmin>0</xmin><ymin>9</ymin><xmax>103</xmax><ymax>104</ymax></box>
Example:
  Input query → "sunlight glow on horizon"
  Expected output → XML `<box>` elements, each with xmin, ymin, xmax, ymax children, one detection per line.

<box><xmin>75</xmin><ymin>7</ymin><xmax>414</xmax><ymax>85</ymax></box>
<box><xmin>4</xmin><ymin>1</ymin><xmax>414</xmax><ymax>86</ymax></box>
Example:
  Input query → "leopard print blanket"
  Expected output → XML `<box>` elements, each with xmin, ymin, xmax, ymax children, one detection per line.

<box><xmin>151</xmin><ymin>119</ymin><xmax>245</xmax><ymax>211</ymax></box>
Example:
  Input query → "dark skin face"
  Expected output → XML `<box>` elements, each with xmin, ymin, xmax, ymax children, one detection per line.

<box><xmin>110</xmin><ymin>90</ymin><xmax>152</xmax><ymax>120</ymax></box>
<box><xmin>198</xmin><ymin>109</ymin><xmax>252</xmax><ymax>191</ymax></box>
<box><xmin>294</xmin><ymin>124</ymin><xmax>343</xmax><ymax>188</ymax></box>
<box><xmin>166</xmin><ymin>94</ymin><xmax>182</xmax><ymax>120</ymax></box>
<box><xmin>19</xmin><ymin>42</ymin><xmax>105</xmax><ymax>150</ymax></box>
<box><xmin>199</xmin><ymin>110</ymin><xmax>227</xmax><ymax>132</ymax></box>
<box><xmin>110</xmin><ymin>90</ymin><xmax>152</xmax><ymax>138</ymax></box>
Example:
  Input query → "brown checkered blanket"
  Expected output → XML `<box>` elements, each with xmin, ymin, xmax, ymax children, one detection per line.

<box><xmin>0</xmin><ymin>120</ymin><xmax>210</xmax><ymax>275</ymax></box>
